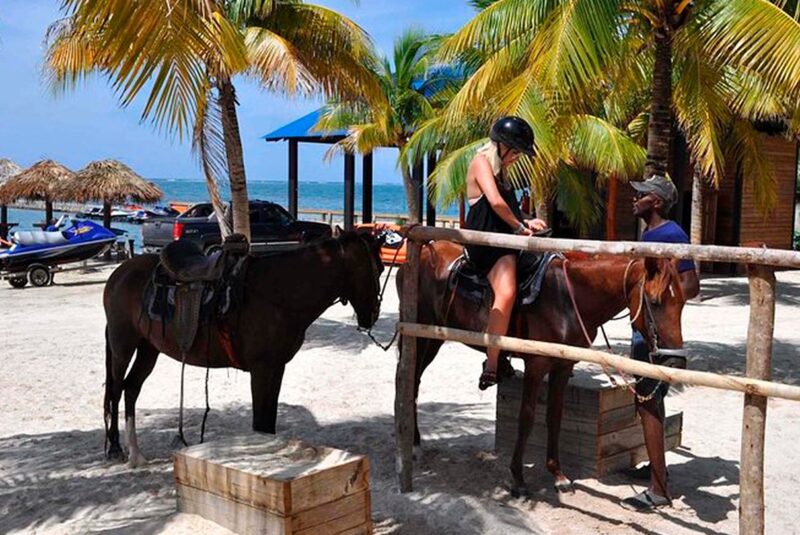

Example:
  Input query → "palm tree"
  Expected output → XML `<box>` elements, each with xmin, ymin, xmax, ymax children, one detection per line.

<box><xmin>315</xmin><ymin>29</ymin><xmax>462</xmax><ymax>223</ymax></box>
<box><xmin>46</xmin><ymin>0</ymin><xmax>383</xmax><ymax>239</ymax></box>
<box><xmin>417</xmin><ymin>0</ymin><xmax>800</xmax><ymax>238</ymax></box>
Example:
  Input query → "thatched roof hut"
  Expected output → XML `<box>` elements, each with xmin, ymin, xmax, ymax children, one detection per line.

<box><xmin>54</xmin><ymin>159</ymin><xmax>162</xmax><ymax>227</ymax></box>
<box><xmin>0</xmin><ymin>159</ymin><xmax>24</xmax><ymax>235</ymax></box>
<box><xmin>0</xmin><ymin>159</ymin><xmax>22</xmax><ymax>184</ymax></box>
<box><xmin>0</xmin><ymin>159</ymin><xmax>75</xmax><ymax>223</ymax></box>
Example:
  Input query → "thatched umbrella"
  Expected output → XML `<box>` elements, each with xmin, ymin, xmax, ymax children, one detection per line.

<box><xmin>0</xmin><ymin>159</ymin><xmax>23</xmax><ymax>236</ymax></box>
<box><xmin>0</xmin><ymin>159</ymin><xmax>75</xmax><ymax>224</ymax></box>
<box><xmin>54</xmin><ymin>159</ymin><xmax>162</xmax><ymax>228</ymax></box>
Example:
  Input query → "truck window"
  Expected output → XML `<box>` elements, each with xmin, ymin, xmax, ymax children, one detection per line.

<box><xmin>261</xmin><ymin>205</ymin><xmax>293</xmax><ymax>225</ymax></box>
<box><xmin>182</xmin><ymin>204</ymin><xmax>214</xmax><ymax>218</ymax></box>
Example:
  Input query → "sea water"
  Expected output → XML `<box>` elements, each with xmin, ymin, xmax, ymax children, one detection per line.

<box><xmin>4</xmin><ymin>178</ymin><xmax>459</xmax><ymax>250</ymax></box>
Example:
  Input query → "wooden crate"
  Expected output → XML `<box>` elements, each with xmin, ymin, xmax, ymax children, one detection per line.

<box><xmin>495</xmin><ymin>368</ymin><xmax>683</xmax><ymax>477</ymax></box>
<box><xmin>174</xmin><ymin>434</ymin><xmax>371</xmax><ymax>535</ymax></box>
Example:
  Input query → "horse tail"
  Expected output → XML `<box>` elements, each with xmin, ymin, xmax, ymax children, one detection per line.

<box><xmin>103</xmin><ymin>325</ymin><xmax>112</xmax><ymax>455</ymax></box>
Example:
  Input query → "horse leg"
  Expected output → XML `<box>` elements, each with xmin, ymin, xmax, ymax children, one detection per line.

<box><xmin>123</xmin><ymin>341</ymin><xmax>159</xmax><ymax>468</ymax></box>
<box><xmin>250</xmin><ymin>364</ymin><xmax>286</xmax><ymax>434</ymax></box>
<box><xmin>104</xmin><ymin>326</ymin><xmax>137</xmax><ymax>461</ymax></box>
<box><xmin>510</xmin><ymin>359</ymin><xmax>544</xmax><ymax>498</ymax></box>
<box><xmin>545</xmin><ymin>366</ymin><xmax>574</xmax><ymax>492</ymax></box>
<box><xmin>411</xmin><ymin>337</ymin><xmax>444</xmax><ymax>458</ymax></box>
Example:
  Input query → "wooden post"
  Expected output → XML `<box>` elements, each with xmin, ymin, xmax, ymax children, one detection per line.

<box><xmin>606</xmin><ymin>178</ymin><xmax>618</xmax><ymax>240</ymax></box>
<box><xmin>45</xmin><ymin>199</ymin><xmax>53</xmax><ymax>225</ymax></box>
<box><xmin>362</xmin><ymin>153</ymin><xmax>373</xmax><ymax>224</ymax></box>
<box><xmin>395</xmin><ymin>238</ymin><xmax>421</xmax><ymax>492</ymax></box>
<box><xmin>740</xmin><ymin>265</ymin><xmax>775</xmax><ymax>535</ymax></box>
<box><xmin>412</xmin><ymin>159</ymin><xmax>424</xmax><ymax>224</ymax></box>
<box><xmin>426</xmin><ymin>152</ymin><xmax>437</xmax><ymax>227</ymax></box>
<box><xmin>288</xmin><ymin>140</ymin><xmax>299</xmax><ymax>218</ymax></box>
<box><xmin>344</xmin><ymin>153</ymin><xmax>355</xmax><ymax>231</ymax></box>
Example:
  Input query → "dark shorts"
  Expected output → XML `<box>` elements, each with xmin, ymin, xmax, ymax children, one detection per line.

<box><xmin>465</xmin><ymin>244</ymin><xmax>517</xmax><ymax>274</ymax></box>
<box><xmin>631</xmin><ymin>330</ymin><xmax>669</xmax><ymax>401</ymax></box>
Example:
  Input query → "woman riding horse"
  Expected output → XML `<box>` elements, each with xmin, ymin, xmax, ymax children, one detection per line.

<box><xmin>465</xmin><ymin>116</ymin><xmax>547</xmax><ymax>389</ymax></box>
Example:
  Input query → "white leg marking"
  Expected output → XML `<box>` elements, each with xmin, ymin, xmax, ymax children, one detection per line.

<box><xmin>126</xmin><ymin>417</ymin><xmax>148</xmax><ymax>468</ymax></box>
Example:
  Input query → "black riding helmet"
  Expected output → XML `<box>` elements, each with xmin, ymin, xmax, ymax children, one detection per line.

<box><xmin>489</xmin><ymin>116</ymin><xmax>535</xmax><ymax>157</ymax></box>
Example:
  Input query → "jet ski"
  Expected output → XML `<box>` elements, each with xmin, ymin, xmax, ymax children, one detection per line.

<box><xmin>0</xmin><ymin>219</ymin><xmax>117</xmax><ymax>287</ymax></box>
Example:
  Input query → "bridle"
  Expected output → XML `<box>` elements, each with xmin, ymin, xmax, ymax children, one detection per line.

<box><xmin>563</xmin><ymin>257</ymin><xmax>687</xmax><ymax>403</ymax></box>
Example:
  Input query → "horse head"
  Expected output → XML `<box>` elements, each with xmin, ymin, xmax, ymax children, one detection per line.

<box><xmin>626</xmin><ymin>257</ymin><xmax>688</xmax><ymax>365</ymax></box>
<box><xmin>337</xmin><ymin>230</ymin><xmax>384</xmax><ymax>329</ymax></box>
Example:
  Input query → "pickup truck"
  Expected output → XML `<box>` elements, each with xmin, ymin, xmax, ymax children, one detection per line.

<box><xmin>142</xmin><ymin>200</ymin><xmax>331</xmax><ymax>254</ymax></box>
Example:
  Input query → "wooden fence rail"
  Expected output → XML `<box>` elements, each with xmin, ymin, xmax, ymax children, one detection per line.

<box><xmin>396</xmin><ymin>226</ymin><xmax>796</xmax><ymax>535</ymax></box>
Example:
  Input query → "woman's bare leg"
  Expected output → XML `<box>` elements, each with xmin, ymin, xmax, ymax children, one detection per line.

<box><xmin>482</xmin><ymin>254</ymin><xmax>517</xmax><ymax>384</ymax></box>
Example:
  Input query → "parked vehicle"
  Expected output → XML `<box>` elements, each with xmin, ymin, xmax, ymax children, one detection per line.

<box><xmin>141</xmin><ymin>200</ymin><xmax>332</xmax><ymax>254</ymax></box>
<box><xmin>0</xmin><ymin>219</ymin><xmax>117</xmax><ymax>288</ymax></box>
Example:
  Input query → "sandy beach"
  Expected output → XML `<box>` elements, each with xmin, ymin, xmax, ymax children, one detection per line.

<box><xmin>2</xmin><ymin>262</ymin><xmax>800</xmax><ymax>534</ymax></box>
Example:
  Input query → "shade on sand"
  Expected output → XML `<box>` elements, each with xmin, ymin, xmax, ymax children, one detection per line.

<box><xmin>54</xmin><ymin>159</ymin><xmax>163</xmax><ymax>228</ymax></box>
<box><xmin>0</xmin><ymin>159</ymin><xmax>24</xmax><ymax>235</ymax></box>
<box><xmin>0</xmin><ymin>159</ymin><xmax>74</xmax><ymax>224</ymax></box>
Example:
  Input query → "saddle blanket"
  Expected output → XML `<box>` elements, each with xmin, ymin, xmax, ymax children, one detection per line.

<box><xmin>447</xmin><ymin>251</ymin><xmax>559</xmax><ymax>307</ymax></box>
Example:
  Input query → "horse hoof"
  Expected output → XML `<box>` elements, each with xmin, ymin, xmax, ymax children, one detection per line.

<box><xmin>128</xmin><ymin>451</ymin><xmax>148</xmax><ymax>469</ymax></box>
<box><xmin>106</xmin><ymin>445</ymin><xmax>126</xmax><ymax>462</ymax></box>
<box><xmin>510</xmin><ymin>484</ymin><xmax>534</xmax><ymax>499</ymax></box>
<box><xmin>554</xmin><ymin>478</ymin><xmax>574</xmax><ymax>494</ymax></box>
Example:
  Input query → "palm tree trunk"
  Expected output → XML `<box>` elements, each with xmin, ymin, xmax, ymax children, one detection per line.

<box><xmin>218</xmin><ymin>78</ymin><xmax>251</xmax><ymax>240</ymax></box>
<box><xmin>535</xmin><ymin>196</ymin><xmax>550</xmax><ymax>225</ymax></box>
<box><xmin>644</xmin><ymin>27</ymin><xmax>673</xmax><ymax>180</ymax></box>
<box><xmin>690</xmin><ymin>164</ymin><xmax>704</xmax><ymax>276</ymax></box>
<box><xmin>401</xmin><ymin>161</ymin><xmax>421</xmax><ymax>224</ymax></box>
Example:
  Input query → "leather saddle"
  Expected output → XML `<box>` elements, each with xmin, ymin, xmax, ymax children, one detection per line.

<box><xmin>447</xmin><ymin>251</ymin><xmax>559</xmax><ymax>308</ymax></box>
<box><xmin>147</xmin><ymin>235</ymin><xmax>250</xmax><ymax>354</ymax></box>
<box><xmin>160</xmin><ymin>239</ymin><xmax>225</xmax><ymax>283</ymax></box>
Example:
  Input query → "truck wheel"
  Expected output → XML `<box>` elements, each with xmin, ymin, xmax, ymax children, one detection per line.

<box><xmin>8</xmin><ymin>276</ymin><xmax>27</xmax><ymax>289</ymax></box>
<box><xmin>28</xmin><ymin>265</ymin><xmax>52</xmax><ymax>287</ymax></box>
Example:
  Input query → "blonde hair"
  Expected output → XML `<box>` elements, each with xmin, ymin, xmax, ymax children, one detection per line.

<box><xmin>476</xmin><ymin>141</ymin><xmax>503</xmax><ymax>178</ymax></box>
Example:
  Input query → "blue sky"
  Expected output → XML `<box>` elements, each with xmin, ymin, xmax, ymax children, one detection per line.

<box><xmin>0</xmin><ymin>1</ymin><xmax>473</xmax><ymax>183</ymax></box>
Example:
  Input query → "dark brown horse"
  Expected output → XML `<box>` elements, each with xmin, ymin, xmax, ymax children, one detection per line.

<box><xmin>399</xmin><ymin>240</ymin><xmax>687</xmax><ymax>496</ymax></box>
<box><xmin>104</xmin><ymin>231</ymin><xmax>383</xmax><ymax>466</ymax></box>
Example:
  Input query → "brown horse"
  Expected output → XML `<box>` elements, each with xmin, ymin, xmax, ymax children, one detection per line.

<box><xmin>104</xmin><ymin>231</ymin><xmax>383</xmax><ymax>466</ymax></box>
<box><xmin>399</xmin><ymin>240</ymin><xmax>687</xmax><ymax>496</ymax></box>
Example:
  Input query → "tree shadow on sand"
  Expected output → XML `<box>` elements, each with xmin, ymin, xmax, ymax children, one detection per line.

<box><xmin>0</xmin><ymin>400</ymin><xmax>540</xmax><ymax>534</ymax></box>
<box><xmin>698</xmin><ymin>275</ymin><xmax>800</xmax><ymax>308</ymax></box>
<box><xmin>302</xmin><ymin>311</ymin><xmax>399</xmax><ymax>353</ymax></box>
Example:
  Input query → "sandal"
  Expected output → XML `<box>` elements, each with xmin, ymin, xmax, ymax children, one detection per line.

<box><xmin>478</xmin><ymin>369</ymin><xmax>498</xmax><ymax>390</ymax></box>
<box><xmin>620</xmin><ymin>489</ymin><xmax>671</xmax><ymax>511</ymax></box>
<box><xmin>624</xmin><ymin>463</ymin><xmax>670</xmax><ymax>482</ymax></box>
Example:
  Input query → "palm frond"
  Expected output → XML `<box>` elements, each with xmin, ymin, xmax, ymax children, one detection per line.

<box><xmin>565</xmin><ymin>114</ymin><xmax>646</xmax><ymax>181</ymax></box>
<box><xmin>691</xmin><ymin>0</ymin><xmax>800</xmax><ymax>99</ymax></box>
<box><xmin>248</xmin><ymin>2</ymin><xmax>385</xmax><ymax>107</ymax></box>
<box><xmin>728</xmin><ymin>119</ymin><xmax>777</xmax><ymax>214</ymax></box>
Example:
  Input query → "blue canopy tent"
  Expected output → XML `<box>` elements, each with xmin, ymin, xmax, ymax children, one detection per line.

<box><xmin>260</xmin><ymin>68</ymin><xmax>467</xmax><ymax>229</ymax></box>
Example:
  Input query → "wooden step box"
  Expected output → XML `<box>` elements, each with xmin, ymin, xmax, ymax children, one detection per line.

<box><xmin>174</xmin><ymin>434</ymin><xmax>372</xmax><ymax>535</ymax></box>
<box><xmin>495</xmin><ymin>368</ymin><xmax>682</xmax><ymax>477</ymax></box>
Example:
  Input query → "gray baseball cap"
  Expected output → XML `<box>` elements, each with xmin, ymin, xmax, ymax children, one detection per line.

<box><xmin>631</xmin><ymin>174</ymin><xmax>677</xmax><ymax>207</ymax></box>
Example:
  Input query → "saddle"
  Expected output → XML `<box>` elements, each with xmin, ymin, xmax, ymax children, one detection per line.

<box><xmin>146</xmin><ymin>235</ymin><xmax>250</xmax><ymax>354</ymax></box>
<box><xmin>447</xmin><ymin>250</ymin><xmax>559</xmax><ymax>309</ymax></box>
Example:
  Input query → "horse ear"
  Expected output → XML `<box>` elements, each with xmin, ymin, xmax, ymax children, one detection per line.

<box><xmin>644</xmin><ymin>256</ymin><xmax>659</xmax><ymax>280</ymax></box>
<box><xmin>644</xmin><ymin>257</ymin><xmax>670</xmax><ymax>304</ymax></box>
<box><xmin>333</xmin><ymin>225</ymin><xmax>343</xmax><ymax>237</ymax></box>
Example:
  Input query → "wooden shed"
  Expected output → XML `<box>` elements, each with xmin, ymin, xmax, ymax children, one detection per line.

<box><xmin>608</xmin><ymin>131</ymin><xmax>798</xmax><ymax>273</ymax></box>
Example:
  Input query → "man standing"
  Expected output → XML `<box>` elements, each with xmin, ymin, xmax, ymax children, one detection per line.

<box><xmin>621</xmin><ymin>175</ymin><xmax>699</xmax><ymax>511</ymax></box>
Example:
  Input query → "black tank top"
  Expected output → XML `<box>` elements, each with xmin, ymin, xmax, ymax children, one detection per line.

<box><xmin>465</xmin><ymin>180</ymin><xmax>522</xmax><ymax>235</ymax></box>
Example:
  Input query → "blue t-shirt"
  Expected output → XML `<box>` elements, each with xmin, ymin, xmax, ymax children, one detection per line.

<box><xmin>641</xmin><ymin>220</ymin><xmax>695</xmax><ymax>273</ymax></box>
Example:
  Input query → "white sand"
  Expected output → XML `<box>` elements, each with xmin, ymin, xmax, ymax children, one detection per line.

<box><xmin>2</xmin><ymin>263</ymin><xmax>800</xmax><ymax>534</ymax></box>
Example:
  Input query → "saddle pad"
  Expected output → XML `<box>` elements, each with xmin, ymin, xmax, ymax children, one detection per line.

<box><xmin>447</xmin><ymin>251</ymin><xmax>558</xmax><ymax>307</ymax></box>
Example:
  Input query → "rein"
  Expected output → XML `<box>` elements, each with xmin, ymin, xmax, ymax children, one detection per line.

<box><xmin>561</xmin><ymin>257</ymin><xmax>664</xmax><ymax>403</ymax></box>
<box><xmin>358</xmin><ymin>229</ymin><xmax>408</xmax><ymax>351</ymax></box>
